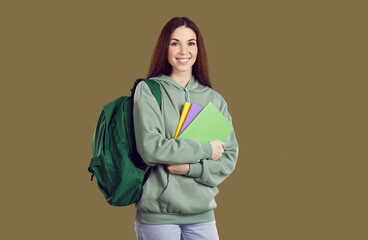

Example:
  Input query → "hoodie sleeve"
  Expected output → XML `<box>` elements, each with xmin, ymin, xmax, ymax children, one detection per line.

<box><xmin>193</xmin><ymin>100</ymin><xmax>239</xmax><ymax>187</ymax></box>
<box><xmin>133</xmin><ymin>82</ymin><xmax>212</xmax><ymax>166</ymax></box>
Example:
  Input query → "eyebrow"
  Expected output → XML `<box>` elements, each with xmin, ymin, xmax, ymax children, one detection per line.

<box><xmin>170</xmin><ymin>38</ymin><xmax>197</xmax><ymax>42</ymax></box>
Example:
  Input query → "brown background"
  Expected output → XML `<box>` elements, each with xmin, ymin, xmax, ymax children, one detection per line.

<box><xmin>1</xmin><ymin>0</ymin><xmax>367</xmax><ymax>239</ymax></box>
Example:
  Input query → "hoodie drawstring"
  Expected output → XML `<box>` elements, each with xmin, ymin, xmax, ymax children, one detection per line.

<box><xmin>184</xmin><ymin>86</ymin><xmax>190</xmax><ymax>103</ymax></box>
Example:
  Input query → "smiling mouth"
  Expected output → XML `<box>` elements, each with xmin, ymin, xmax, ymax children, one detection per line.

<box><xmin>176</xmin><ymin>58</ymin><xmax>190</xmax><ymax>63</ymax></box>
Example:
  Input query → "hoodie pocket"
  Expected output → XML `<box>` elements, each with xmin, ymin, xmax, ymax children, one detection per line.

<box><xmin>158</xmin><ymin>174</ymin><xmax>218</xmax><ymax>214</ymax></box>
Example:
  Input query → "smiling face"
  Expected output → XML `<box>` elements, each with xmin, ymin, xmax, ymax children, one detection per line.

<box><xmin>168</xmin><ymin>26</ymin><xmax>198</xmax><ymax>77</ymax></box>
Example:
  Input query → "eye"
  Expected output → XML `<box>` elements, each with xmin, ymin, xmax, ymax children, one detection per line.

<box><xmin>188</xmin><ymin>42</ymin><xmax>196</xmax><ymax>46</ymax></box>
<box><xmin>170</xmin><ymin>42</ymin><xmax>179</xmax><ymax>46</ymax></box>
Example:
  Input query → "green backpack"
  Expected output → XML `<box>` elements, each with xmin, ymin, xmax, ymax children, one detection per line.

<box><xmin>88</xmin><ymin>79</ymin><xmax>161</xmax><ymax>206</ymax></box>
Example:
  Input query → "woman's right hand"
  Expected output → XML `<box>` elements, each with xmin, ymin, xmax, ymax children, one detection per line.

<box><xmin>209</xmin><ymin>140</ymin><xmax>225</xmax><ymax>161</ymax></box>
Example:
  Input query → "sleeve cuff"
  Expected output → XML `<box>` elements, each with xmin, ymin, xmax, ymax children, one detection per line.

<box><xmin>201</xmin><ymin>143</ymin><xmax>212</xmax><ymax>159</ymax></box>
<box><xmin>187</xmin><ymin>163</ymin><xmax>203</xmax><ymax>178</ymax></box>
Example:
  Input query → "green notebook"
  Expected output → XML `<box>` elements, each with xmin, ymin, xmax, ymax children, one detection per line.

<box><xmin>178</xmin><ymin>102</ymin><xmax>233</xmax><ymax>143</ymax></box>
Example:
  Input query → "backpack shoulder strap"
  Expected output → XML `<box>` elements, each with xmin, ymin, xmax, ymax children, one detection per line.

<box><xmin>132</xmin><ymin>78</ymin><xmax>162</xmax><ymax>110</ymax></box>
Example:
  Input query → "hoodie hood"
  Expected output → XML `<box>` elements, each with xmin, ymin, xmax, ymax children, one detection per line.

<box><xmin>150</xmin><ymin>74</ymin><xmax>209</xmax><ymax>103</ymax></box>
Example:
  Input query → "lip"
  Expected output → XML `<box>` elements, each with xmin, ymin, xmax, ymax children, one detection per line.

<box><xmin>176</xmin><ymin>58</ymin><xmax>190</xmax><ymax>65</ymax></box>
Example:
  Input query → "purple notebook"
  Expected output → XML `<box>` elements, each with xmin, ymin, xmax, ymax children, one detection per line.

<box><xmin>178</xmin><ymin>103</ymin><xmax>203</xmax><ymax>136</ymax></box>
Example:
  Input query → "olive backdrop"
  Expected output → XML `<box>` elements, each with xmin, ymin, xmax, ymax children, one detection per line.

<box><xmin>1</xmin><ymin>0</ymin><xmax>366</xmax><ymax>239</ymax></box>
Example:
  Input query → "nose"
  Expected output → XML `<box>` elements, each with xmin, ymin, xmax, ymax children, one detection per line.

<box><xmin>179</xmin><ymin>45</ymin><xmax>188</xmax><ymax>55</ymax></box>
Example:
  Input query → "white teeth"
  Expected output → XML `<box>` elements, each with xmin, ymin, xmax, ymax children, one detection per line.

<box><xmin>178</xmin><ymin>58</ymin><xmax>190</xmax><ymax>62</ymax></box>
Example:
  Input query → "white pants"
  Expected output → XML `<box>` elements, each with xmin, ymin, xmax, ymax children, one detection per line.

<box><xmin>135</xmin><ymin>220</ymin><xmax>219</xmax><ymax>240</ymax></box>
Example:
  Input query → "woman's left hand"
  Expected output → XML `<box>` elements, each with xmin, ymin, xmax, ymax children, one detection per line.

<box><xmin>166</xmin><ymin>164</ymin><xmax>190</xmax><ymax>175</ymax></box>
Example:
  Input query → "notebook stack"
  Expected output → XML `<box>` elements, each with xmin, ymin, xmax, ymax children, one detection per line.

<box><xmin>174</xmin><ymin>101</ymin><xmax>233</xmax><ymax>143</ymax></box>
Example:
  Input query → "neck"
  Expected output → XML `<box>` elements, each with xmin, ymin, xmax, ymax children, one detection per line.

<box><xmin>170</xmin><ymin>71</ymin><xmax>192</xmax><ymax>87</ymax></box>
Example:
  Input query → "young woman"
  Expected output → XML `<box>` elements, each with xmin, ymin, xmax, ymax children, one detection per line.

<box><xmin>133</xmin><ymin>17</ymin><xmax>239</xmax><ymax>240</ymax></box>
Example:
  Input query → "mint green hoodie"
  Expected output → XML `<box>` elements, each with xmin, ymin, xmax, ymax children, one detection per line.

<box><xmin>133</xmin><ymin>74</ymin><xmax>239</xmax><ymax>224</ymax></box>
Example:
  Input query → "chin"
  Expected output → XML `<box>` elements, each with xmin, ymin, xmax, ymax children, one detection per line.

<box><xmin>175</xmin><ymin>67</ymin><xmax>192</xmax><ymax>74</ymax></box>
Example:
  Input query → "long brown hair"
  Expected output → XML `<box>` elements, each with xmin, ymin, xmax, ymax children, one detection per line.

<box><xmin>147</xmin><ymin>17</ymin><xmax>212</xmax><ymax>88</ymax></box>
